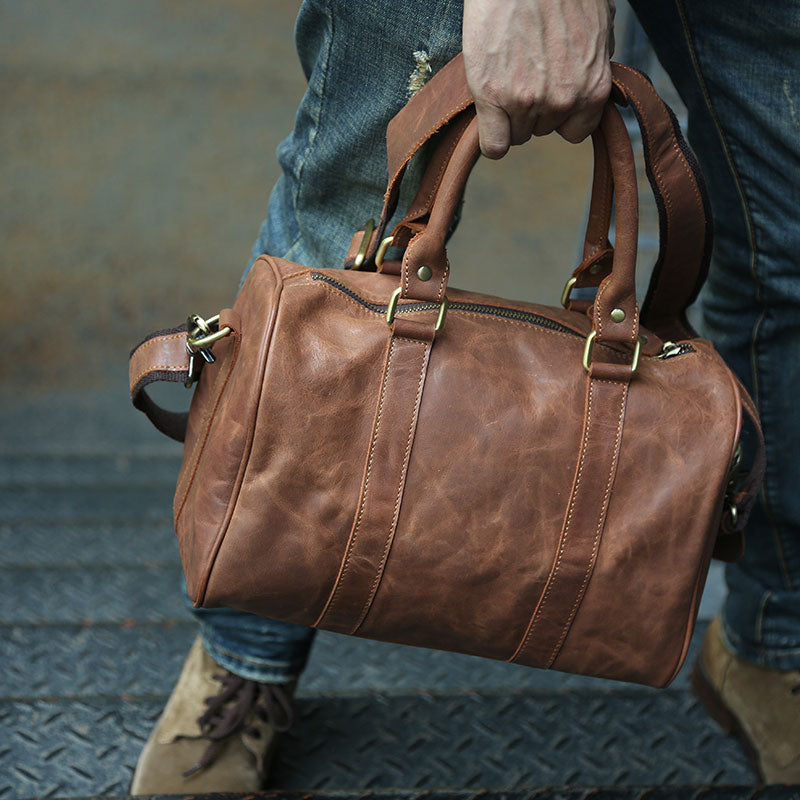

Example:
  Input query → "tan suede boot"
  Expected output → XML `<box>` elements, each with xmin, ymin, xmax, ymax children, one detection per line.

<box><xmin>692</xmin><ymin>615</ymin><xmax>800</xmax><ymax>784</ymax></box>
<box><xmin>130</xmin><ymin>636</ymin><xmax>295</xmax><ymax>795</ymax></box>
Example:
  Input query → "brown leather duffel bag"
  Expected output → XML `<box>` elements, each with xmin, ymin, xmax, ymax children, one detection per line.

<box><xmin>130</xmin><ymin>56</ymin><xmax>764</xmax><ymax>688</ymax></box>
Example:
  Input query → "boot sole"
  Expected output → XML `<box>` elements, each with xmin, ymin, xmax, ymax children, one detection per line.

<box><xmin>690</xmin><ymin>659</ymin><xmax>765</xmax><ymax>784</ymax></box>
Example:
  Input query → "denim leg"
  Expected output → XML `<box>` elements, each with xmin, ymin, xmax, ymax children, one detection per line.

<box><xmin>630</xmin><ymin>0</ymin><xmax>800</xmax><ymax>668</ymax></box>
<box><xmin>247</xmin><ymin>0</ymin><xmax>464</xmax><ymax>277</ymax></box>
<box><xmin>190</xmin><ymin>0</ymin><xmax>464</xmax><ymax>683</ymax></box>
<box><xmin>188</xmin><ymin>583</ymin><xmax>315</xmax><ymax>684</ymax></box>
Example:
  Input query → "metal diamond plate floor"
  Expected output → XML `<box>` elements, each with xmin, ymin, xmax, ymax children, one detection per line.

<box><xmin>0</xmin><ymin>439</ymin><xmax>778</xmax><ymax>800</ymax></box>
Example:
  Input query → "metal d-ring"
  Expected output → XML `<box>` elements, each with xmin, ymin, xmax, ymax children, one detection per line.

<box><xmin>385</xmin><ymin>287</ymin><xmax>448</xmax><ymax>333</ymax></box>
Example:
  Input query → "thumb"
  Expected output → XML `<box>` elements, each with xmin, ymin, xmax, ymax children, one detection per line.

<box><xmin>475</xmin><ymin>99</ymin><xmax>511</xmax><ymax>160</ymax></box>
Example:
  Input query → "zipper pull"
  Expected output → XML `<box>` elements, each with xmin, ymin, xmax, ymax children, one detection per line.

<box><xmin>658</xmin><ymin>341</ymin><xmax>684</xmax><ymax>359</ymax></box>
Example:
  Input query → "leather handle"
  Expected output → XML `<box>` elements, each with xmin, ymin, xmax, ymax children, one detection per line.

<box><xmin>570</xmin><ymin>68</ymin><xmax>712</xmax><ymax>340</ymax></box>
<box><xmin>345</xmin><ymin>55</ymin><xmax>474</xmax><ymax>269</ymax></box>
<box><xmin>400</xmin><ymin>104</ymin><xmax>641</xmax><ymax>348</ymax></box>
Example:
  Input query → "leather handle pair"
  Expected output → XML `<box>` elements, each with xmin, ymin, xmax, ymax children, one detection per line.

<box><xmin>397</xmin><ymin>105</ymin><xmax>640</xmax><ymax>349</ymax></box>
<box><xmin>371</xmin><ymin>55</ymin><xmax>711</xmax><ymax>343</ymax></box>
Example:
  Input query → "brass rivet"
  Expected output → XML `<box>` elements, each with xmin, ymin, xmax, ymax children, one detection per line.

<box><xmin>611</xmin><ymin>308</ymin><xmax>626</xmax><ymax>323</ymax></box>
<box><xmin>417</xmin><ymin>265</ymin><xmax>432</xmax><ymax>281</ymax></box>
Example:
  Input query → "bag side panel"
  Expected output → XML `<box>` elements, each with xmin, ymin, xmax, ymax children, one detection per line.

<box><xmin>202</xmin><ymin>274</ymin><xmax>391</xmax><ymax>624</ymax></box>
<box><xmin>175</xmin><ymin>258</ymin><xmax>283</xmax><ymax>604</ymax></box>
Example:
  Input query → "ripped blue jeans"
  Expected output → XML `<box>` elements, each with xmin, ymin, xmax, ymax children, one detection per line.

<box><xmin>191</xmin><ymin>0</ymin><xmax>800</xmax><ymax>682</ymax></box>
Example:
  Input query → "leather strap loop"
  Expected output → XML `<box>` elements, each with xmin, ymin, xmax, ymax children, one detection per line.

<box><xmin>129</xmin><ymin>326</ymin><xmax>191</xmax><ymax>442</ymax></box>
<box><xmin>313</xmin><ymin>330</ymin><xmax>434</xmax><ymax>633</ymax></box>
<box><xmin>129</xmin><ymin>309</ymin><xmax>240</xmax><ymax>442</ymax></box>
<box><xmin>510</xmin><ymin>371</ymin><xmax>630</xmax><ymax>667</ymax></box>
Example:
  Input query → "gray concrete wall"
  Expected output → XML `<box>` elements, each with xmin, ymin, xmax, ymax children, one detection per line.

<box><xmin>1</xmin><ymin>0</ymin><xmax>594</xmax><ymax>403</ymax></box>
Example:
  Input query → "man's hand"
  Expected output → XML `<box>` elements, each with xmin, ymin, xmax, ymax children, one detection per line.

<box><xmin>463</xmin><ymin>0</ymin><xmax>615</xmax><ymax>158</ymax></box>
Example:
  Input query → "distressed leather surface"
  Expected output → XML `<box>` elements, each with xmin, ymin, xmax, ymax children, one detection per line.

<box><xmin>127</xmin><ymin>58</ymin><xmax>763</xmax><ymax>689</ymax></box>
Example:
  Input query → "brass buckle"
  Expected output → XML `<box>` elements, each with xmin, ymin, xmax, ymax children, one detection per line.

<box><xmin>583</xmin><ymin>330</ymin><xmax>644</xmax><ymax>374</ymax></box>
<box><xmin>187</xmin><ymin>313</ymin><xmax>231</xmax><ymax>352</ymax></box>
<box><xmin>352</xmin><ymin>218</ymin><xmax>376</xmax><ymax>270</ymax></box>
<box><xmin>385</xmin><ymin>286</ymin><xmax>448</xmax><ymax>333</ymax></box>
<box><xmin>561</xmin><ymin>276</ymin><xmax>578</xmax><ymax>309</ymax></box>
<box><xmin>185</xmin><ymin>313</ymin><xmax>232</xmax><ymax>387</ymax></box>
<box><xmin>374</xmin><ymin>236</ymin><xmax>395</xmax><ymax>269</ymax></box>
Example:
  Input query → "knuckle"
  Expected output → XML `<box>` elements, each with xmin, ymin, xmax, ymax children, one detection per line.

<box><xmin>512</xmin><ymin>87</ymin><xmax>540</xmax><ymax>112</ymax></box>
<box><xmin>475</xmin><ymin>77</ymin><xmax>505</xmax><ymax>107</ymax></box>
<box><xmin>547</xmin><ymin>91</ymin><xmax>576</xmax><ymax>115</ymax></box>
<box><xmin>588</xmin><ymin>73</ymin><xmax>613</xmax><ymax>106</ymax></box>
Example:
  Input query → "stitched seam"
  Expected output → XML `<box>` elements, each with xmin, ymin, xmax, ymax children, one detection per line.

<box><xmin>351</xmin><ymin>339</ymin><xmax>429</xmax><ymax>633</ymax></box>
<box><xmin>193</xmin><ymin>260</ymin><xmax>285</xmax><ymax>606</ymax></box>
<box><xmin>546</xmin><ymin>380</ymin><xmax>627</xmax><ymax>667</ymax></box>
<box><xmin>402</xmin><ymin>237</ymin><xmax>416</xmax><ymax>296</ymax></box>
<box><xmin>130</xmin><ymin>363</ymin><xmax>186</xmax><ymax>388</ymax></box>
<box><xmin>130</xmin><ymin>333</ymin><xmax>187</xmax><ymax>386</ymax></box>
<box><xmin>282</xmin><ymin>267</ymin><xmax>318</xmax><ymax>282</ymax></box>
<box><xmin>135</xmin><ymin>332</ymin><xmax>185</xmax><ymax>349</ymax></box>
<box><xmin>617</xmin><ymin>64</ymin><xmax>705</xmax><ymax>211</ymax></box>
<box><xmin>595</xmin><ymin>281</ymin><xmax>609</xmax><ymax>338</ymax></box>
<box><xmin>511</xmin><ymin>380</ymin><xmax>596</xmax><ymax>662</ymax></box>
<box><xmin>588</xmin><ymin>142</ymin><xmax>613</xmax><ymax>255</ymax></box>
<box><xmin>437</xmin><ymin>253</ymin><xmax>450</xmax><ymax>303</ymax></box>
<box><xmin>174</xmin><ymin>334</ymin><xmax>241</xmax><ymax>524</ymax></box>
<box><xmin>403</xmin><ymin>123</ymin><xmax>464</xmax><ymax>220</ymax></box>
<box><xmin>394</xmin><ymin>335</ymin><xmax>427</xmax><ymax>345</ymax></box>
<box><xmin>317</xmin><ymin>337</ymin><xmax>396</xmax><ymax>625</ymax></box>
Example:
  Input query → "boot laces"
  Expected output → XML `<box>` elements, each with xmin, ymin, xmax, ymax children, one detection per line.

<box><xmin>182</xmin><ymin>672</ymin><xmax>294</xmax><ymax>777</ymax></box>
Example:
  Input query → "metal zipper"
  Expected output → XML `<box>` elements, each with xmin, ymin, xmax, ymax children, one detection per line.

<box><xmin>311</xmin><ymin>272</ymin><xmax>581</xmax><ymax>337</ymax></box>
<box><xmin>311</xmin><ymin>272</ymin><xmax>696</xmax><ymax>361</ymax></box>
